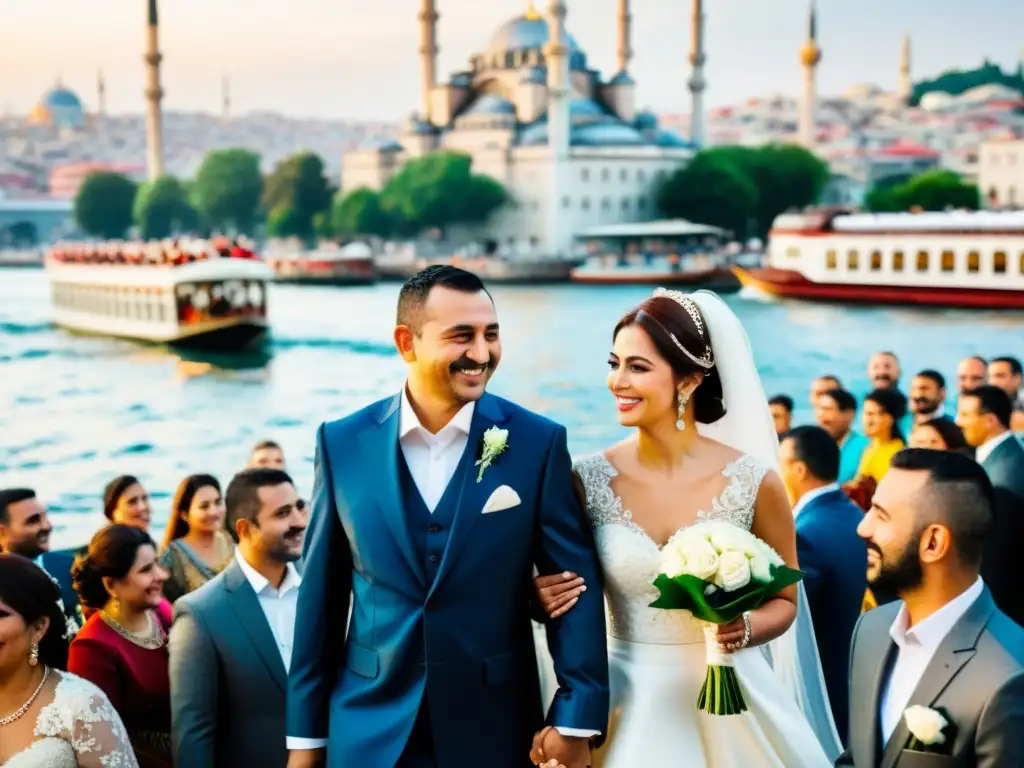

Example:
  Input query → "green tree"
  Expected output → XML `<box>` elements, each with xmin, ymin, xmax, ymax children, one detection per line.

<box><xmin>192</xmin><ymin>149</ymin><xmax>263</xmax><ymax>234</ymax></box>
<box><xmin>262</xmin><ymin>152</ymin><xmax>333</xmax><ymax>240</ymax></box>
<box><xmin>74</xmin><ymin>172</ymin><xmax>138</xmax><ymax>239</ymax></box>
<box><xmin>266</xmin><ymin>205</ymin><xmax>305</xmax><ymax>239</ymax></box>
<box><xmin>133</xmin><ymin>175</ymin><xmax>200</xmax><ymax>239</ymax></box>
<box><xmin>332</xmin><ymin>187</ymin><xmax>393</xmax><ymax>238</ymax></box>
<box><xmin>379</xmin><ymin>151</ymin><xmax>509</xmax><ymax>236</ymax></box>
<box><xmin>656</xmin><ymin>152</ymin><xmax>759</xmax><ymax>237</ymax></box>
<box><xmin>898</xmin><ymin>170</ymin><xmax>980</xmax><ymax>211</ymax></box>
<box><xmin>865</xmin><ymin>170</ymin><xmax>979</xmax><ymax>213</ymax></box>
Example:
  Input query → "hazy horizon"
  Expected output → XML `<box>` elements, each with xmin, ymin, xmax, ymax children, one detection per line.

<box><xmin>2</xmin><ymin>0</ymin><xmax>1021</xmax><ymax>122</ymax></box>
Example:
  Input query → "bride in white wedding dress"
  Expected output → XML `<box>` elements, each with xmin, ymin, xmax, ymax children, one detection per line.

<box><xmin>0</xmin><ymin>554</ymin><xmax>137</xmax><ymax>768</ymax></box>
<box><xmin>532</xmin><ymin>290</ymin><xmax>841</xmax><ymax>767</ymax></box>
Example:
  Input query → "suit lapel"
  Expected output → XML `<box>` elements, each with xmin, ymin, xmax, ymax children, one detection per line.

<box><xmin>852</xmin><ymin>608</ymin><xmax>898</xmax><ymax>768</ymax></box>
<box><xmin>358</xmin><ymin>394</ymin><xmax>427</xmax><ymax>588</ymax></box>
<box><xmin>879</xmin><ymin>589</ymin><xmax>995</xmax><ymax>768</ymax></box>
<box><xmin>427</xmin><ymin>393</ymin><xmax>508</xmax><ymax>600</ymax></box>
<box><xmin>223</xmin><ymin>560</ymin><xmax>287</xmax><ymax>694</ymax></box>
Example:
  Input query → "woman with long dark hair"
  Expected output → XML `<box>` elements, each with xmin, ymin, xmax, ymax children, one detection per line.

<box><xmin>102</xmin><ymin>476</ymin><xmax>152</xmax><ymax>532</ymax></box>
<box><xmin>0</xmin><ymin>554</ymin><xmax>137</xmax><ymax>767</ymax></box>
<box><xmin>157</xmin><ymin>474</ymin><xmax>234</xmax><ymax>603</ymax></box>
<box><xmin>68</xmin><ymin>525</ymin><xmax>172</xmax><ymax>768</ymax></box>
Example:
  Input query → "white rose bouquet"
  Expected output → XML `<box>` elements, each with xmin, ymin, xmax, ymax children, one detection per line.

<box><xmin>649</xmin><ymin>520</ymin><xmax>803</xmax><ymax>716</ymax></box>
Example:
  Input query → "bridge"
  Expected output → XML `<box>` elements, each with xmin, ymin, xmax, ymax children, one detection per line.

<box><xmin>0</xmin><ymin>198</ymin><xmax>76</xmax><ymax>247</ymax></box>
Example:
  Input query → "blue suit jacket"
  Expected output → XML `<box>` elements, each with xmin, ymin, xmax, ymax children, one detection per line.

<box><xmin>287</xmin><ymin>392</ymin><xmax>609</xmax><ymax>767</ymax></box>
<box><xmin>41</xmin><ymin>549</ymin><xmax>81</xmax><ymax>627</ymax></box>
<box><xmin>795</xmin><ymin>487</ymin><xmax>866</xmax><ymax>745</ymax></box>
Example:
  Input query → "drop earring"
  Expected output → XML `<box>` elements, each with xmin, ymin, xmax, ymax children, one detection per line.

<box><xmin>676</xmin><ymin>390</ymin><xmax>690</xmax><ymax>431</ymax></box>
<box><xmin>29</xmin><ymin>642</ymin><xmax>39</xmax><ymax>666</ymax></box>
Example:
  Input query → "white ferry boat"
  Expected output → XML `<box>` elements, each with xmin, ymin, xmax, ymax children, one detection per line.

<box><xmin>45</xmin><ymin>241</ymin><xmax>274</xmax><ymax>349</ymax></box>
<box><xmin>733</xmin><ymin>209</ymin><xmax>1024</xmax><ymax>309</ymax></box>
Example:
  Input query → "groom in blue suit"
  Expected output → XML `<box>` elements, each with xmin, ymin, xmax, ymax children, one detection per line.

<box><xmin>287</xmin><ymin>266</ymin><xmax>609</xmax><ymax>768</ymax></box>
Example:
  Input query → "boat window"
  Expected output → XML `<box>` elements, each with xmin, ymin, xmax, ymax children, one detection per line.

<box><xmin>826</xmin><ymin>249</ymin><xmax>837</xmax><ymax>270</ymax></box>
<box><xmin>994</xmin><ymin>251</ymin><xmax>1007</xmax><ymax>274</ymax></box>
<box><xmin>870</xmin><ymin>250</ymin><xmax>882</xmax><ymax>271</ymax></box>
<box><xmin>892</xmin><ymin>251</ymin><xmax>904</xmax><ymax>271</ymax></box>
<box><xmin>967</xmin><ymin>251</ymin><xmax>980</xmax><ymax>273</ymax></box>
<box><xmin>941</xmin><ymin>250</ymin><xmax>955</xmax><ymax>272</ymax></box>
<box><xmin>916</xmin><ymin>250</ymin><xmax>929</xmax><ymax>272</ymax></box>
<box><xmin>847</xmin><ymin>250</ymin><xmax>859</xmax><ymax>270</ymax></box>
<box><xmin>786</xmin><ymin>247</ymin><xmax>800</xmax><ymax>259</ymax></box>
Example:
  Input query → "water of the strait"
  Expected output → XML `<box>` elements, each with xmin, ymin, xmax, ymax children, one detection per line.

<box><xmin>1</xmin><ymin>267</ymin><xmax>1020</xmax><ymax>546</ymax></box>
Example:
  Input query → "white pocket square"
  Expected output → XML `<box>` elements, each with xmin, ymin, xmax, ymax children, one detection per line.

<box><xmin>482</xmin><ymin>485</ymin><xmax>521</xmax><ymax>514</ymax></box>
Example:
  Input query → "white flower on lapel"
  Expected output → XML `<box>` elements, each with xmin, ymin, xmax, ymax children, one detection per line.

<box><xmin>476</xmin><ymin>426</ymin><xmax>509</xmax><ymax>483</ymax></box>
<box><xmin>904</xmin><ymin>705</ymin><xmax>949</xmax><ymax>746</ymax></box>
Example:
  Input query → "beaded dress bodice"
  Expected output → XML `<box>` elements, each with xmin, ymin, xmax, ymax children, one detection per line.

<box><xmin>574</xmin><ymin>453</ymin><xmax>768</xmax><ymax>645</ymax></box>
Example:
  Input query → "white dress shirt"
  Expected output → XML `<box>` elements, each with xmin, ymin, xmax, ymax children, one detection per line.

<box><xmin>792</xmin><ymin>483</ymin><xmax>840</xmax><ymax>518</ymax></box>
<box><xmin>235</xmin><ymin>549</ymin><xmax>302</xmax><ymax>671</ymax></box>
<box><xmin>399</xmin><ymin>389</ymin><xmax>475</xmax><ymax>510</ymax></box>
<box><xmin>975</xmin><ymin>430</ymin><xmax>1014</xmax><ymax>465</ymax></box>
<box><xmin>879</xmin><ymin>577</ymin><xmax>984</xmax><ymax>740</ymax></box>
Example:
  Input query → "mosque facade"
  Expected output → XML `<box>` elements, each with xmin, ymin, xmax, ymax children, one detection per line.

<box><xmin>341</xmin><ymin>1</ymin><xmax>697</xmax><ymax>258</ymax></box>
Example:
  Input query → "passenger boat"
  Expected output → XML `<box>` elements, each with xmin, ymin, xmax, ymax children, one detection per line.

<box><xmin>45</xmin><ymin>239</ymin><xmax>274</xmax><ymax>349</ymax></box>
<box><xmin>734</xmin><ymin>210</ymin><xmax>1024</xmax><ymax>309</ymax></box>
<box><xmin>265</xmin><ymin>242</ymin><xmax>377</xmax><ymax>286</ymax></box>
<box><xmin>569</xmin><ymin>220</ymin><xmax>742</xmax><ymax>290</ymax></box>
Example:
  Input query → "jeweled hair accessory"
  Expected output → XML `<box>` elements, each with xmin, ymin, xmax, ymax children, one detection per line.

<box><xmin>652</xmin><ymin>287</ymin><xmax>715</xmax><ymax>370</ymax></box>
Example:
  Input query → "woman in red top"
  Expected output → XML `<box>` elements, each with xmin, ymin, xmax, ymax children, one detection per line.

<box><xmin>68</xmin><ymin>524</ymin><xmax>172</xmax><ymax>768</ymax></box>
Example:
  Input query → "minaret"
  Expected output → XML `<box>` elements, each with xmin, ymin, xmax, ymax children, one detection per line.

<box><xmin>798</xmin><ymin>1</ymin><xmax>822</xmax><ymax>150</ymax></box>
<box><xmin>616</xmin><ymin>0</ymin><xmax>631</xmax><ymax>73</ymax></box>
<box><xmin>898</xmin><ymin>31</ymin><xmax>912</xmax><ymax>106</ymax></box>
<box><xmin>144</xmin><ymin>0</ymin><xmax>165</xmax><ymax>180</ymax></box>
<box><xmin>545</xmin><ymin>0</ymin><xmax>570</xmax><ymax>257</ymax></box>
<box><xmin>97</xmin><ymin>70</ymin><xmax>106</xmax><ymax>118</ymax></box>
<box><xmin>418</xmin><ymin>0</ymin><xmax>438</xmax><ymax>122</ymax></box>
<box><xmin>222</xmin><ymin>74</ymin><xmax>231</xmax><ymax>122</ymax></box>
<box><xmin>688</xmin><ymin>0</ymin><xmax>706</xmax><ymax>147</ymax></box>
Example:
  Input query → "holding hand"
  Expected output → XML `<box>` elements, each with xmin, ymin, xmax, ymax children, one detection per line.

<box><xmin>716</xmin><ymin>610</ymin><xmax>753</xmax><ymax>653</ymax></box>
<box><xmin>530</xmin><ymin>726</ymin><xmax>592</xmax><ymax>768</ymax></box>
<box><xmin>534</xmin><ymin>571</ymin><xmax>586</xmax><ymax>619</ymax></box>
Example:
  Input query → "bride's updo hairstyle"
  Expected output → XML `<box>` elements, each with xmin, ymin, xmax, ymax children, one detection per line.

<box><xmin>614</xmin><ymin>291</ymin><xmax>726</xmax><ymax>424</ymax></box>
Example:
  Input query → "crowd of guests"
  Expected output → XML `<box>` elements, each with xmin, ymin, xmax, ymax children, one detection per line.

<box><xmin>1</xmin><ymin>350</ymin><xmax>1022</xmax><ymax>766</ymax></box>
<box><xmin>761</xmin><ymin>351</ymin><xmax>1024</xmax><ymax>745</ymax></box>
<box><xmin>47</xmin><ymin>237</ymin><xmax>259</xmax><ymax>267</ymax></box>
<box><xmin>0</xmin><ymin>439</ymin><xmax>292</xmax><ymax>767</ymax></box>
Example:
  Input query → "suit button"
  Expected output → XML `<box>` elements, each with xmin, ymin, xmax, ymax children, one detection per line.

<box><xmin>427</xmin><ymin>523</ymin><xmax>441</xmax><ymax>533</ymax></box>
<box><xmin>429</xmin><ymin>554</ymin><xmax>439</xmax><ymax>563</ymax></box>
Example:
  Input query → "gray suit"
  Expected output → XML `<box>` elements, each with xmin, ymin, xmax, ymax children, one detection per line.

<box><xmin>980</xmin><ymin>435</ymin><xmax>1024</xmax><ymax>625</ymax></box>
<box><xmin>839</xmin><ymin>587</ymin><xmax>1024</xmax><ymax>767</ymax></box>
<box><xmin>169</xmin><ymin>558</ymin><xmax>296</xmax><ymax>768</ymax></box>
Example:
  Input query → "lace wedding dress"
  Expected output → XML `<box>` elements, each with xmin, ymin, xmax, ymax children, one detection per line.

<box><xmin>560</xmin><ymin>452</ymin><xmax>832</xmax><ymax>767</ymax></box>
<box><xmin>4</xmin><ymin>671</ymin><xmax>138</xmax><ymax>768</ymax></box>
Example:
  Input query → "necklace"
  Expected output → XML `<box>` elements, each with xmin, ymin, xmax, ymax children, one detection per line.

<box><xmin>101</xmin><ymin>609</ymin><xmax>165</xmax><ymax>649</ymax></box>
<box><xmin>0</xmin><ymin>666</ymin><xmax>50</xmax><ymax>727</ymax></box>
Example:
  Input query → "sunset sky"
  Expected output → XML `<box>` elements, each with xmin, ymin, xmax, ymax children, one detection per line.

<box><xmin>2</xmin><ymin>0</ymin><xmax>1021</xmax><ymax>120</ymax></box>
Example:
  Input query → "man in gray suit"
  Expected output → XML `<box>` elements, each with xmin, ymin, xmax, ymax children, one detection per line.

<box><xmin>840</xmin><ymin>449</ymin><xmax>1024</xmax><ymax>768</ymax></box>
<box><xmin>169</xmin><ymin>468</ymin><xmax>307</xmax><ymax>767</ymax></box>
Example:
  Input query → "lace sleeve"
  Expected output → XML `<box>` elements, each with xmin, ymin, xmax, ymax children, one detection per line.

<box><xmin>36</xmin><ymin>674</ymin><xmax>140</xmax><ymax>768</ymax></box>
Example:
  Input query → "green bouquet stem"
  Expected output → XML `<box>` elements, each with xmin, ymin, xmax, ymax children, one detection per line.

<box><xmin>699</xmin><ymin>626</ymin><xmax>748</xmax><ymax>716</ymax></box>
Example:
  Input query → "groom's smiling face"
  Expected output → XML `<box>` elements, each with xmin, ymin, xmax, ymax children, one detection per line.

<box><xmin>399</xmin><ymin>285</ymin><xmax>501</xmax><ymax>406</ymax></box>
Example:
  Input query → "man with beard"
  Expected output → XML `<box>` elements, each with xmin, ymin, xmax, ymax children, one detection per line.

<box><xmin>839</xmin><ymin>450</ymin><xmax>1024</xmax><ymax>768</ymax></box>
<box><xmin>0</xmin><ymin>487</ymin><xmax>80</xmax><ymax>628</ymax></box>
<box><xmin>169</xmin><ymin>468</ymin><xmax>308</xmax><ymax>767</ymax></box>
<box><xmin>868</xmin><ymin>351</ymin><xmax>902</xmax><ymax>391</ymax></box>
<box><xmin>908</xmin><ymin>369</ymin><xmax>948</xmax><ymax>426</ymax></box>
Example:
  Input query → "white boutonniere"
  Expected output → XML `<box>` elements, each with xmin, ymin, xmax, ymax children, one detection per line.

<box><xmin>476</xmin><ymin>426</ymin><xmax>509</xmax><ymax>483</ymax></box>
<box><xmin>904</xmin><ymin>705</ymin><xmax>954</xmax><ymax>754</ymax></box>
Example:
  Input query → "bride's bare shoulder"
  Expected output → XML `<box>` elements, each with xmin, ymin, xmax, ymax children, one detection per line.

<box><xmin>699</xmin><ymin>437</ymin><xmax>745</xmax><ymax>467</ymax></box>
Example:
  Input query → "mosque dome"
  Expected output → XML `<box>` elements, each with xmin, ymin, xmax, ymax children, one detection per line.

<box><xmin>29</xmin><ymin>85</ymin><xmax>86</xmax><ymax>130</ymax></box>
<box><xmin>486</xmin><ymin>14</ymin><xmax>581</xmax><ymax>57</ymax></box>
<box><xmin>800</xmin><ymin>42</ymin><xmax>822</xmax><ymax>67</ymax></box>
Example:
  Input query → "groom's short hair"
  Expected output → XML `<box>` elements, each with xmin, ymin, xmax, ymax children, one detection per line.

<box><xmin>890</xmin><ymin>448</ymin><xmax>994</xmax><ymax>567</ymax></box>
<box><xmin>397</xmin><ymin>265</ymin><xmax>489</xmax><ymax>333</ymax></box>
